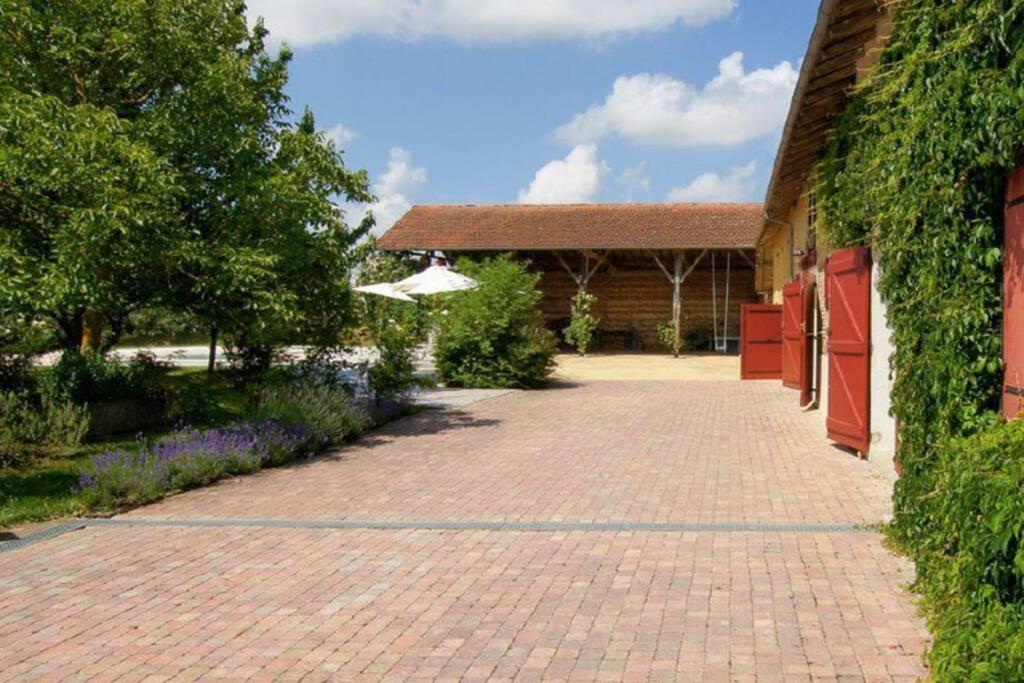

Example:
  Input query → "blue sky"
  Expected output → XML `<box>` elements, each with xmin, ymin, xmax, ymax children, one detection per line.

<box><xmin>247</xmin><ymin>0</ymin><xmax>820</xmax><ymax>233</ymax></box>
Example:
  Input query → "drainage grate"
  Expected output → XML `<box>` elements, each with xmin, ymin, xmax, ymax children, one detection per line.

<box><xmin>88</xmin><ymin>518</ymin><xmax>872</xmax><ymax>533</ymax></box>
<box><xmin>0</xmin><ymin>521</ymin><xmax>88</xmax><ymax>553</ymax></box>
<box><xmin>0</xmin><ymin>517</ymin><xmax>876</xmax><ymax>554</ymax></box>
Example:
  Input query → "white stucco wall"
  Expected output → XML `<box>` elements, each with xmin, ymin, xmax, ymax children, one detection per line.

<box><xmin>868</xmin><ymin>250</ymin><xmax>898</xmax><ymax>478</ymax></box>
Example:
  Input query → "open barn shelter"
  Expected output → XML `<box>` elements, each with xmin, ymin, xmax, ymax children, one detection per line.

<box><xmin>377</xmin><ymin>203</ymin><xmax>763</xmax><ymax>352</ymax></box>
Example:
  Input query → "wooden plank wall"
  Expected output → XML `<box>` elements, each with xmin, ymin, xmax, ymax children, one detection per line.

<box><xmin>537</xmin><ymin>258</ymin><xmax>756</xmax><ymax>351</ymax></box>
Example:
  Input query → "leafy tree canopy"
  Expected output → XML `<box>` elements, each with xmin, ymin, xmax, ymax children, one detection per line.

<box><xmin>0</xmin><ymin>0</ymin><xmax>374</xmax><ymax>353</ymax></box>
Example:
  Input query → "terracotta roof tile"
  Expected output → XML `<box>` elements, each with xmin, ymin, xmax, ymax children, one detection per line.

<box><xmin>377</xmin><ymin>203</ymin><xmax>763</xmax><ymax>251</ymax></box>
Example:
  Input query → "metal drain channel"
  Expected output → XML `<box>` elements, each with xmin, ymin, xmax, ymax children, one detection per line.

<box><xmin>0</xmin><ymin>521</ymin><xmax>90</xmax><ymax>553</ymax></box>
<box><xmin>0</xmin><ymin>518</ymin><xmax>875</xmax><ymax>553</ymax></box>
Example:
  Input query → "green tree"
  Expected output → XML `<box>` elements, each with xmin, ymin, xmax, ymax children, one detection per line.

<box><xmin>0</xmin><ymin>92</ymin><xmax>181</xmax><ymax>350</ymax></box>
<box><xmin>0</xmin><ymin>0</ymin><xmax>373</xmax><ymax>363</ymax></box>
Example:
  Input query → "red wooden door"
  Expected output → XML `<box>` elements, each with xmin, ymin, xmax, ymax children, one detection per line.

<box><xmin>825</xmin><ymin>247</ymin><xmax>872</xmax><ymax>453</ymax></box>
<box><xmin>740</xmin><ymin>304</ymin><xmax>783</xmax><ymax>380</ymax></box>
<box><xmin>782</xmin><ymin>279</ymin><xmax>803</xmax><ymax>390</ymax></box>
<box><xmin>1003</xmin><ymin>165</ymin><xmax>1024</xmax><ymax>419</ymax></box>
<box><xmin>783</xmin><ymin>278</ymin><xmax>816</xmax><ymax>406</ymax></box>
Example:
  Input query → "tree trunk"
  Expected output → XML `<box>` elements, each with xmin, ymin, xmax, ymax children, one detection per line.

<box><xmin>80</xmin><ymin>308</ymin><xmax>104</xmax><ymax>352</ymax></box>
<box><xmin>578</xmin><ymin>251</ymin><xmax>588</xmax><ymax>295</ymax></box>
<box><xmin>207</xmin><ymin>325</ymin><xmax>218</xmax><ymax>375</ymax></box>
<box><xmin>102</xmin><ymin>312</ymin><xmax>126</xmax><ymax>352</ymax></box>
<box><xmin>672</xmin><ymin>253</ymin><xmax>682</xmax><ymax>358</ymax></box>
<box><xmin>55</xmin><ymin>311</ymin><xmax>84</xmax><ymax>352</ymax></box>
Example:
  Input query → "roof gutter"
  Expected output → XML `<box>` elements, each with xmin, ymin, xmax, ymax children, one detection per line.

<box><xmin>757</xmin><ymin>0</ymin><xmax>840</xmax><ymax>246</ymax></box>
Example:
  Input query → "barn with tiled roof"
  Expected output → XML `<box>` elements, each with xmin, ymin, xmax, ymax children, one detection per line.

<box><xmin>378</xmin><ymin>203</ymin><xmax>762</xmax><ymax>352</ymax></box>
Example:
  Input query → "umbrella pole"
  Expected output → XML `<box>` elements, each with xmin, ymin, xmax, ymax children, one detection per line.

<box><xmin>426</xmin><ymin>294</ymin><xmax>440</xmax><ymax>358</ymax></box>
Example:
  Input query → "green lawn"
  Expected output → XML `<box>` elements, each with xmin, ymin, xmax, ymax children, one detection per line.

<box><xmin>0</xmin><ymin>440</ymin><xmax>128</xmax><ymax>529</ymax></box>
<box><xmin>0</xmin><ymin>368</ymin><xmax>249</xmax><ymax>529</ymax></box>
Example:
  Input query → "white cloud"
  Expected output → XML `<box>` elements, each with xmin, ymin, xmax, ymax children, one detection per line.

<box><xmin>518</xmin><ymin>145</ymin><xmax>609</xmax><ymax>204</ymax></box>
<box><xmin>362</xmin><ymin>147</ymin><xmax>428</xmax><ymax>236</ymax></box>
<box><xmin>554</xmin><ymin>52</ymin><xmax>798</xmax><ymax>147</ymax></box>
<box><xmin>617</xmin><ymin>162</ymin><xmax>651</xmax><ymax>201</ymax></box>
<box><xmin>667</xmin><ymin>161</ymin><xmax>758</xmax><ymax>202</ymax></box>
<box><xmin>325</xmin><ymin>123</ymin><xmax>359</xmax><ymax>148</ymax></box>
<box><xmin>246</xmin><ymin>0</ymin><xmax>736</xmax><ymax>47</ymax></box>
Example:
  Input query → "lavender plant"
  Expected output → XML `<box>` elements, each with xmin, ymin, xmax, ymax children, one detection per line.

<box><xmin>77</xmin><ymin>420</ymin><xmax>315</xmax><ymax>509</ymax></box>
<box><xmin>250</xmin><ymin>383</ymin><xmax>367</xmax><ymax>447</ymax></box>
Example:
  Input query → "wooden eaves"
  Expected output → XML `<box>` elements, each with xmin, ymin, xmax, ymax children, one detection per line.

<box><xmin>760</xmin><ymin>0</ymin><xmax>888</xmax><ymax>243</ymax></box>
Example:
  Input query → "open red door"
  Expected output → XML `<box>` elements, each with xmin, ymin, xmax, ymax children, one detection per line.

<box><xmin>783</xmin><ymin>278</ymin><xmax>815</xmax><ymax>405</ymax></box>
<box><xmin>1003</xmin><ymin>165</ymin><xmax>1024</xmax><ymax>419</ymax></box>
<box><xmin>825</xmin><ymin>247</ymin><xmax>871</xmax><ymax>453</ymax></box>
<box><xmin>740</xmin><ymin>303</ymin><xmax>783</xmax><ymax>380</ymax></box>
<box><xmin>781</xmin><ymin>279</ymin><xmax>803</xmax><ymax>390</ymax></box>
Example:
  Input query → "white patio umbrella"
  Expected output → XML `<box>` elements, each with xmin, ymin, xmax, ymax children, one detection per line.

<box><xmin>393</xmin><ymin>265</ymin><xmax>478</xmax><ymax>296</ymax></box>
<box><xmin>390</xmin><ymin>265</ymin><xmax>478</xmax><ymax>358</ymax></box>
<box><xmin>353</xmin><ymin>282</ymin><xmax>416</xmax><ymax>302</ymax></box>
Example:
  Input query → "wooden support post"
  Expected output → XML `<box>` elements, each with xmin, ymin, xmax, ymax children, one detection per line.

<box><xmin>554</xmin><ymin>250</ymin><xmax>608</xmax><ymax>294</ymax></box>
<box><xmin>578</xmin><ymin>251</ymin><xmax>588</xmax><ymax>294</ymax></box>
<box><xmin>650</xmin><ymin>249</ymin><xmax>708</xmax><ymax>357</ymax></box>
<box><xmin>666</xmin><ymin>253</ymin><xmax>679</xmax><ymax>356</ymax></box>
<box><xmin>583</xmin><ymin>251</ymin><xmax>607</xmax><ymax>283</ymax></box>
<box><xmin>554</xmin><ymin>251</ymin><xmax>583</xmax><ymax>291</ymax></box>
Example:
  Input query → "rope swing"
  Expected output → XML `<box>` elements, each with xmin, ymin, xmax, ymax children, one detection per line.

<box><xmin>711</xmin><ymin>251</ymin><xmax>731</xmax><ymax>352</ymax></box>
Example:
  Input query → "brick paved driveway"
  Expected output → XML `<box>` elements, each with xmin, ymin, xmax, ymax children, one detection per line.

<box><xmin>0</xmin><ymin>381</ymin><xmax>929</xmax><ymax>681</ymax></box>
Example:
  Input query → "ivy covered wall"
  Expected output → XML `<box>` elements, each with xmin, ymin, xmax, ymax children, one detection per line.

<box><xmin>818</xmin><ymin>0</ymin><xmax>1021</xmax><ymax>541</ymax></box>
<box><xmin>816</xmin><ymin>1</ymin><xmax>1024</xmax><ymax>676</ymax></box>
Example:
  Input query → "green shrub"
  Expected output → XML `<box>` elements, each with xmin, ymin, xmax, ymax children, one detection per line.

<box><xmin>249</xmin><ymin>382</ymin><xmax>367</xmax><ymax>448</ymax></box>
<box><xmin>563</xmin><ymin>291</ymin><xmax>599</xmax><ymax>356</ymax></box>
<box><xmin>0</xmin><ymin>392</ymin><xmax>89</xmax><ymax>467</ymax></box>
<box><xmin>223</xmin><ymin>338</ymin><xmax>282</xmax><ymax>383</ymax></box>
<box><xmin>357</xmin><ymin>253</ymin><xmax>424</xmax><ymax>401</ymax></box>
<box><xmin>906</xmin><ymin>420</ymin><xmax>1024</xmax><ymax>680</ymax></box>
<box><xmin>41</xmin><ymin>351</ymin><xmax>169</xmax><ymax>404</ymax></box>
<box><xmin>0</xmin><ymin>353</ymin><xmax>34</xmax><ymax>394</ymax></box>
<box><xmin>0</xmin><ymin>313</ymin><xmax>54</xmax><ymax>393</ymax></box>
<box><xmin>656</xmin><ymin>322</ymin><xmax>681</xmax><ymax>357</ymax></box>
<box><xmin>368</xmin><ymin>323</ymin><xmax>419</xmax><ymax>402</ymax></box>
<box><xmin>657</xmin><ymin>320</ymin><xmax>713</xmax><ymax>356</ymax></box>
<box><xmin>434</xmin><ymin>256</ymin><xmax>557</xmax><ymax>388</ymax></box>
<box><xmin>166</xmin><ymin>381</ymin><xmax>223</xmax><ymax>426</ymax></box>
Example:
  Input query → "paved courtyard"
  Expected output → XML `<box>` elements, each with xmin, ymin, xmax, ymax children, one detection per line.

<box><xmin>0</xmin><ymin>380</ymin><xmax>929</xmax><ymax>681</ymax></box>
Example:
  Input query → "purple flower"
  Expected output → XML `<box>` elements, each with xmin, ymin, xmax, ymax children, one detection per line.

<box><xmin>75</xmin><ymin>420</ymin><xmax>316</xmax><ymax>504</ymax></box>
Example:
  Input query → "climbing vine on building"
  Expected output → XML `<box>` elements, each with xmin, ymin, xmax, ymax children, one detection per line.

<box><xmin>816</xmin><ymin>1</ymin><xmax>1024</xmax><ymax>677</ymax></box>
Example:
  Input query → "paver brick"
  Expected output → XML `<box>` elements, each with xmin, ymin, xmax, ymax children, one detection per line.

<box><xmin>121</xmin><ymin>382</ymin><xmax>894</xmax><ymax>525</ymax></box>
<box><xmin>0</xmin><ymin>380</ymin><xmax>928</xmax><ymax>680</ymax></box>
